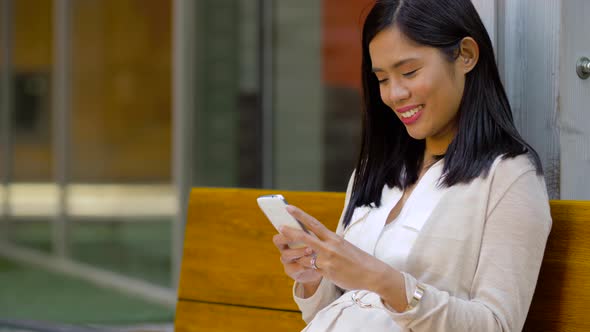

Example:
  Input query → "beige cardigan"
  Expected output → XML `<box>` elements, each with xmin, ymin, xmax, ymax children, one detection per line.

<box><xmin>294</xmin><ymin>155</ymin><xmax>552</xmax><ymax>331</ymax></box>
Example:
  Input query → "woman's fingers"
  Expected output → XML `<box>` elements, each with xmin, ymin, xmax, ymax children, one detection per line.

<box><xmin>275</xmin><ymin>233</ymin><xmax>314</xmax><ymax>266</ymax></box>
<box><xmin>280</xmin><ymin>247</ymin><xmax>312</xmax><ymax>264</ymax></box>
<box><xmin>280</xmin><ymin>225</ymin><xmax>323</xmax><ymax>252</ymax></box>
<box><xmin>272</xmin><ymin>233</ymin><xmax>290</xmax><ymax>250</ymax></box>
<box><xmin>286</xmin><ymin>205</ymin><xmax>335</xmax><ymax>242</ymax></box>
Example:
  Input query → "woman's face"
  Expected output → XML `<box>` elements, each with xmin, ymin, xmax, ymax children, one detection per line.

<box><xmin>369</xmin><ymin>26</ymin><xmax>467</xmax><ymax>147</ymax></box>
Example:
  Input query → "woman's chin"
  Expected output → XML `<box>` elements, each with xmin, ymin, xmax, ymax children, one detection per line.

<box><xmin>405</xmin><ymin>127</ymin><xmax>427</xmax><ymax>140</ymax></box>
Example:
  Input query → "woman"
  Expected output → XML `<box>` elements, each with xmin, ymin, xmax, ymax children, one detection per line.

<box><xmin>273</xmin><ymin>0</ymin><xmax>551</xmax><ymax>331</ymax></box>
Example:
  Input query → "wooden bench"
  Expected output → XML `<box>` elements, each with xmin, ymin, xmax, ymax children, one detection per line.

<box><xmin>174</xmin><ymin>188</ymin><xmax>590</xmax><ymax>331</ymax></box>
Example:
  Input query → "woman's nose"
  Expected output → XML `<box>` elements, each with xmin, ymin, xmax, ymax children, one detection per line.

<box><xmin>390</xmin><ymin>84</ymin><xmax>410</xmax><ymax>105</ymax></box>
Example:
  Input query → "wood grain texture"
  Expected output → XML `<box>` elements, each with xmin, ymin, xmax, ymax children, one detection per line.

<box><xmin>178</xmin><ymin>188</ymin><xmax>590</xmax><ymax>331</ymax></box>
<box><xmin>523</xmin><ymin>200</ymin><xmax>590</xmax><ymax>331</ymax></box>
<box><xmin>175</xmin><ymin>300</ymin><xmax>305</xmax><ymax>332</ymax></box>
<box><xmin>177</xmin><ymin>188</ymin><xmax>345</xmax><ymax>311</ymax></box>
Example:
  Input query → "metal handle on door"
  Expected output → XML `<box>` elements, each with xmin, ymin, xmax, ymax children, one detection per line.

<box><xmin>577</xmin><ymin>57</ymin><xmax>590</xmax><ymax>79</ymax></box>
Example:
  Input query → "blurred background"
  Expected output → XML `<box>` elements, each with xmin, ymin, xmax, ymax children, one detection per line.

<box><xmin>0</xmin><ymin>0</ymin><xmax>372</xmax><ymax>329</ymax></box>
<box><xmin>1</xmin><ymin>0</ymin><xmax>588</xmax><ymax>330</ymax></box>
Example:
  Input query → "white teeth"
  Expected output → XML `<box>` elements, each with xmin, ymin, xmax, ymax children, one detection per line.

<box><xmin>400</xmin><ymin>105</ymin><xmax>423</xmax><ymax>118</ymax></box>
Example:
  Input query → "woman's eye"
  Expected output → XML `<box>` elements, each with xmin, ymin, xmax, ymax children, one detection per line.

<box><xmin>377</xmin><ymin>78</ymin><xmax>388</xmax><ymax>84</ymax></box>
<box><xmin>402</xmin><ymin>69</ymin><xmax>418</xmax><ymax>77</ymax></box>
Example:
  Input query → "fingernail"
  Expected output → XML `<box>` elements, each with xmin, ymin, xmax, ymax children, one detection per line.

<box><xmin>305</xmin><ymin>247</ymin><xmax>313</xmax><ymax>255</ymax></box>
<box><xmin>286</xmin><ymin>205</ymin><xmax>295</xmax><ymax>213</ymax></box>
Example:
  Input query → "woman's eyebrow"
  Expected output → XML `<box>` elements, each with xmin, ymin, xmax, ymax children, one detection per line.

<box><xmin>372</xmin><ymin>57</ymin><xmax>419</xmax><ymax>72</ymax></box>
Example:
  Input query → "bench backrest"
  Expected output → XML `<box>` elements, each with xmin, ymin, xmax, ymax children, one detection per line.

<box><xmin>175</xmin><ymin>188</ymin><xmax>590</xmax><ymax>331</ymax></box>
<box><xmin>523</xmin><ymin>200</ymin><xmax>590</xmax><ymax>331</ymax></box>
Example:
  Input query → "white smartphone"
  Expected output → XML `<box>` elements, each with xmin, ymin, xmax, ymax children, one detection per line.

<box><xmin>257</xmin><ymin>194</ymin><xmax>309</xmax><ymax>248</ymax></box>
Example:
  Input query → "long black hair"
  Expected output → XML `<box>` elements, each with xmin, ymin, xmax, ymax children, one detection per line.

<box><xmin>342</xmin><ymin>0</ymin><xmax>542</xmax><ymax>228</ymax></box>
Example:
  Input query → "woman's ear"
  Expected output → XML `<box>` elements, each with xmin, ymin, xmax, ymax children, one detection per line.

<box><xmin>458</xmin><ymin>37</ymin><xmax>479</xmax><ymax>74</ymax></box>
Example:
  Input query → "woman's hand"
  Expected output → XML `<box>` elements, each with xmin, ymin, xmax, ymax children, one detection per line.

<box><xmin>272</xmin><ymin>232</ymin><xmax>322</xmax><ymax>285</ymax></box>
<box><xmin>280</xmin><ymin>205</ymin><xmax>399</xmax><ymax>294</ymax></box>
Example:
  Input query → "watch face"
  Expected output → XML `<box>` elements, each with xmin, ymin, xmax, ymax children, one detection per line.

<box><xmin>407</xmin><ymin>283</ymin><xmax>426</xmax><ymax>310</ymax></box>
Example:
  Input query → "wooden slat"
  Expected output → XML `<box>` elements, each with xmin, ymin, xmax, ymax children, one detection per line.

<box><xmin>174</xmin><ymin>300</ymin><xmax>305</xmax><ymax>332</ymax></box>
<box><xmin>177</xmin><ymin>188</ymin><xmax>344</xmax><ymax>311</ymax></box>
<box><xmin>177</xmin><ymin>188</ymin><xmax>590</xmax><ymax>331</ymax></box>
<box><xmin>523</xmin><ymin>200</ymin><xmax>590</xmax><ymax>331</ymax></box>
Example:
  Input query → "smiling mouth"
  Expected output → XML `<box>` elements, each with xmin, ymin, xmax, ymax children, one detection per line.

<box><xmin>399</xmin><ymin>105</ymin><xmax>424</xmax><ymax>118</ymax></box>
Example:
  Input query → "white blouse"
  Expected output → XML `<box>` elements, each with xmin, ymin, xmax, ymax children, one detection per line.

<box><xmin>294</xmin><ymin>155</ymin><xmax>552</xmax><ymax>332</ymax></box>
<box><xmin>297</xmin><ymin>160</ymin><xmax>448</xmax><ymax>332</ymax></box>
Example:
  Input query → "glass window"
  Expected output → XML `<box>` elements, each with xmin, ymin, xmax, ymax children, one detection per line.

<box><xmin>193</xmin><ymin>0</ymin><xmax>371</xmax><ymax>191</ymax></box>
<box><xmin>192</xmin><ymin>0</ymin><xmax>263</xmax><ymax>188</ymax></box>
<box><xmin>69</xmin><ymin>0</ymin><xmax>173</xmax><ymax>287</ymax></box>
<box><xmin>7</xmin><ymin>0</ymin><xmax>54</xmax><ymax>253</ymax></box>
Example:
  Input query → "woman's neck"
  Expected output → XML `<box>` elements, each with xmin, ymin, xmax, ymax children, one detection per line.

<box><xmin>425</xmin><ymin>115</ymin><xmax>458</xmax><ymax>159</ymax></box>
<box><xmin>425</xmin><ymin>125</ymin><xmax>457</xmax><ymax>159</ymax></box>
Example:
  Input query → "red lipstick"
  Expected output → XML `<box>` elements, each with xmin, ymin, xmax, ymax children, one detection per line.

<box><xmin>395</xmin><ymin>104</ymin><xmax>424</xmax><ymax>125</ymax></box>
<box><xmin>394</xmin><ymin>104</ymin><xmax>421</xmax><ymax>113</ymax></box>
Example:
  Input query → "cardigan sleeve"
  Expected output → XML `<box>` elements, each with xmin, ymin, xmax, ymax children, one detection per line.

<box><xmin>383</xmin><ymin>169</ymin><xmax>552</xmax><ymax>331</ymax></box>
<box><xmin>292</xmin><ymin>171</ymin><xmax>355</xmax><ymax>323</ymax></box>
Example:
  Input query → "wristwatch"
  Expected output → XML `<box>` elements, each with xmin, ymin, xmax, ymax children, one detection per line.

<box><xmin>406</xmin><ymin>283</ymin><xmax>426</xmax><ymax>311</ymax></box>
